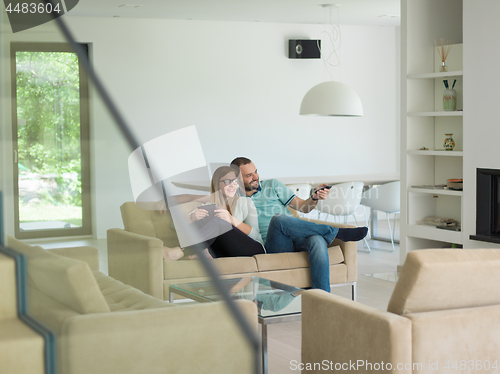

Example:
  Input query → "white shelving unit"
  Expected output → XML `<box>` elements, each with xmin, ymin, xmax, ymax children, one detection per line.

<box><xmin>407</xmin><ymin>150</ymin><xmax>463</xmax><ymax>157</ymax></box>
<box><xmin>401</xmin><ymin>0</ymin><xmax>464</xmax><ymax>259</ymax></box>
<box><xmin>407</xmin><ymin>71</ymin><xmax>463</xmax><ymax>79</ymax></box>
<box><xmin>408</xmin><ymin>187</ymin><xmax>463</xmax><ymax>197</ymax></box>
<box><xmin>408</xmin><ymin>111</ymin><xmax>463</xmax><ymax>117</ymax></box>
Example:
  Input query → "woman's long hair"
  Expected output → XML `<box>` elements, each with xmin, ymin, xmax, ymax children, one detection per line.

<box><xmin>210</xmin><ymin>166</ymin><xmax>241</xmax><ymax>214</ymax></box>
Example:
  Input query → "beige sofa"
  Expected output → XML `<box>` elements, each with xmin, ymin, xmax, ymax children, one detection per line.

<box><xmin>0</xmin><ymin>250</ymin><xmax>44</xmax><ymax>374</ymax></box>
<box><xmin>6</xmin><ymin>236</ymin><xmax>258</xmax><ymax>374</ymax></box>
<box><xmin>107</xmin><ymin>202</ymin><xmax>357</xmax><ymax>301</ymax></box>
<box><xmin>301</xmin><ymin>249</ymin><xmax>500</xmax><ymax>373</ymax></box>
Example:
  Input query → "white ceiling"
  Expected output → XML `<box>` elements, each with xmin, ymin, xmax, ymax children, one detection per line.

<box><xmin>69</xmin><ymin>0</ymin><xmax>400</xmax><ymax>27</ymax></box>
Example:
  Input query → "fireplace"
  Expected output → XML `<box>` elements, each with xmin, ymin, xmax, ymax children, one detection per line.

<box><xmin>470</xmin><ymin>168</ymin><xmax>500</xmax><ymax>244</ymax></box>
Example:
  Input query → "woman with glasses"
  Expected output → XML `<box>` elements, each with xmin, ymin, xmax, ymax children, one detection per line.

<box><xmin>163</xmin><ymin>165</ymin><xmax>265</xmax><ymax>260</ymax></box>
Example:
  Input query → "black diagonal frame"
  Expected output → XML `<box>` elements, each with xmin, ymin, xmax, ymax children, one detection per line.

<box><xmin>44</xmin><ymin>2</ymin><xmax>261</xmax><ymax>373</ymax></box>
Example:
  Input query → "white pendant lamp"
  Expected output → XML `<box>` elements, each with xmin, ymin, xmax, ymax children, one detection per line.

<box><xmin>300</xmin><ymin>81</ymin><xmax>363</xmax><ymax>116</ymax></box>
<box><xmin>300</xmin><ymin>4</ymin><xmax>363</xmax><ymax>117</ymax></box>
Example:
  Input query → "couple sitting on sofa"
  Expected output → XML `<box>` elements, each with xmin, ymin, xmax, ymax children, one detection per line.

<box><xmin>163</xmin><ymin>157</ymin><xmax>368</xmax><ymax>292</ymax></box>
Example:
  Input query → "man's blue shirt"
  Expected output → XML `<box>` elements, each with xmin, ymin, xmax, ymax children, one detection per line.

<box><xmin>250</xmin><ymin>179</ymin><xmax>296</xmax><ymax>242</ymax></box>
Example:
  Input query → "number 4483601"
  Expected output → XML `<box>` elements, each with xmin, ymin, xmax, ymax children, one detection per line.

<box><xmin>5</xmin><ymin>2</ymin><xmax>62</xmax><ymax>14</ymax></box>
<box><xmin>444</xmin><ymin>360</ymin><xmax>498</xmax><ymax>371</ymax></box>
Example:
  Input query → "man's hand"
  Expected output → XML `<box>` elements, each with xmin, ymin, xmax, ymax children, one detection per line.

<box><xmin>312</xmin><ymin>183</ymin><xmax>331</xmax><ymax>201</ymax></box>
<box><xmin>289</xmin><ymin>183</ymin><xmax>331</xmax><ymax>213</ymax></box>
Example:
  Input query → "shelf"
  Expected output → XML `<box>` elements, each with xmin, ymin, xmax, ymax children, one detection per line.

<box><xmin>408</xmin><ymin>111</ymin><xmax>463</xmax><ymax>117</ymax></box>
<box><xmin>407</xmin><ymin>224</ymin><xmax>463</xmax><ymax>244</ymax></box>
<box><xmin>409</xmin><ymin>187</ymin><xmax>463</xmax><ymax>196</ymax></box>
<box><xmin>402</xmin><ymin>6</ymin><xmax>463</xmax><ymax>255</ymax></box>
<box><xmin>407</xmin><ymin>150</ymin><xmax>463</xmax><ymax>156</ymax></box>
<box><xmin>408</xmin><ymin>71</ymin><xmax>463</xmax><ymax>79</ymax></box>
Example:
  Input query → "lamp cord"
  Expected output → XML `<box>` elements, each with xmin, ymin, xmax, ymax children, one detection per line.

<box><xmin>317</xmin><ymin>5</ymin><xmax>342</xmax><ymax>81</ymax></box>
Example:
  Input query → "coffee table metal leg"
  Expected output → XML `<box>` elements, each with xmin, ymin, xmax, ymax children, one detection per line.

<box><xmin>169</xmin><ymin>291</ymin><xmax>174</xmax><ymax>303</ymax></box>
<box><xmin>261</xmin><ymin>322</ymin><xmax>268</xmax><ymax>374</ymax></box>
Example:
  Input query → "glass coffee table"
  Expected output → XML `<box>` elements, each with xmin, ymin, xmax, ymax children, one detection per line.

<box><xmin>169</xmin><ymin>276</ymin><xmax>303</xmax><ymax>374</ymax></box>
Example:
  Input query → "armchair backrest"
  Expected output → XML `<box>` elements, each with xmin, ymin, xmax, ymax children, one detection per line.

<box><xmin>120</xmin><ymin>201</ymin><xmax>201</xmax><ymax>248</ymax></box>
<box><xmin>6</xmin><ymin>236</ymin><xmax>110</xmax><ymax>314</ymax></box>
<box><xmin>387</xmin><ymin>249</ymin><xmax>500</xmax><ymax>315</ymax></box>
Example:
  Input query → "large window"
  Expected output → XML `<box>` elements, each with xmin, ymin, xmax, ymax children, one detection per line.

<box><xmin>11</xmin><ymin>43</ymin><xmax>91</xmax><ymax>239</ymax></box>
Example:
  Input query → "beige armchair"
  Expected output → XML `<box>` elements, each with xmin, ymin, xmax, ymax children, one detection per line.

<box><xmin>107</xmin><ymin>202</ymin><xmax>358</xmax><ymax>301</ymax></box>
<box><xmin>302</xmin><ymin>249</ymin><xmax>500</xmax><ymax>373</ymax></box>
<box><xmin>6</xmin><ymin>236</ymin><xmax>258</xmax><ymax>374</ymax></box>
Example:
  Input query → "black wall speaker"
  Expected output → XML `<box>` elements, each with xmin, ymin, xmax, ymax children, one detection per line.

<box><xmin>289</xmin><ymin>40</ymin><xmax>321</xmax><ymax>59</ymax></box>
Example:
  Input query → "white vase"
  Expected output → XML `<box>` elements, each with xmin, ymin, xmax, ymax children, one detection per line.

<box><xmin>443</xmin><ymin>88</ymin><xmax>457</xmax><ymax>111</ymax></box>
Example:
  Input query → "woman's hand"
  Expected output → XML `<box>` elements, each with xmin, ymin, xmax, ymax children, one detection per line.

<box><xmin>215</xmin><ymin>209</ymin><xmax>233</xmax><ymax>224</ymax></box>
<box><xmin>190</xmin><ymin>208</ymin><xmax>209</xmax><ymax>222</ymax></box>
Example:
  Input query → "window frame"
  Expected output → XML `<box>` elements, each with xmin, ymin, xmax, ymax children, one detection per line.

<box><xmin>11</xmin><ymin>42</ymin><xmax>92</xmax><ymax>239</ymax></box>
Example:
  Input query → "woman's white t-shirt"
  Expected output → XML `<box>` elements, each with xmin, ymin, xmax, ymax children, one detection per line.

<box><xmin>195</xmin><ymin>197</ymin><xmax>265</xmax><ymax>248</ymax></box>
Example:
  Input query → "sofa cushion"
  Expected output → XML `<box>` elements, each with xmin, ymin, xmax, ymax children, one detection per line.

<box><xmin>163</xmin><ymin>256</ymin><xmax>258</xmax><ymax>280</ymax></box>
<box><xmin>121</xmin><ymin>201</ymin><xmax>202</xmax><ymax>248</ymax></box>
<box><xmin>93</xmin><ymin>271</ymin><xmax>173</xmax><ymax>311</ymax></box>
<box><xmin>254</xmin><ymin>246</ymin><xmax>344</xmax><ymax>272</ymax></box>
<box><xmin>387</xmin><ymin>249</ymin><xmax>500</xmax><ymax>315</ymax></box>
<box><xmin>7</xmin><ymin>236</ymin><xmax>110</xmax><ymax>314</ymax></box>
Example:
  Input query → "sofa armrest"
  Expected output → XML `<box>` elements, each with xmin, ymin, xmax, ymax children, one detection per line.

<box><xmin>61</xmin><ymin>300</ymin><xmax>258</xmax><ymax>374</ymax></box>
<box><xmin>107</xmin><ymin>228</ymin><xmax>163</xmax><ymax>299</ymax></box>
<box><xmin>300</xmin><ymin>217</ymin><xmax>358</xmax><ymax>282</ymax></box>
<box><xmin>48</xmin><ymin>247</ymin><xmax>100</xmax><ymax>271</ymax></box>
<box><xmin>302</xmin><ymin>290</ymin><xmax>412</xmax><ymax>373</ymax></box>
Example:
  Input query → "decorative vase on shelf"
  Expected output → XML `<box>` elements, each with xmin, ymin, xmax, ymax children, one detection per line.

<box><xmin>443</xmin><ymin>88</ymin><xmax>457</xmax><ymax>111</ymax></box>
<box><xmin>444</xmin><ymin>134</ymin><xmax>455</xmax><ymax>151</ymax></box>
<box><xmin>440</xmin><ymin>61</ymin><xmax>447</xmax><ymax>72</ymax></box>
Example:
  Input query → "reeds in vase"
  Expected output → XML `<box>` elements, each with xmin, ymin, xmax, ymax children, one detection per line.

<box><xmin>435</xmin><ymin>38</ymin><xmax>454</xmax><ymax>72</ymax></box>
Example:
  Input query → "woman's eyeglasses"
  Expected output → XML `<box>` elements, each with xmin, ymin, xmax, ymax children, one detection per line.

<box><xmin>220</xmin><ymin>179</ymin><xmax>238</xmax><ymax>186</ymax></box>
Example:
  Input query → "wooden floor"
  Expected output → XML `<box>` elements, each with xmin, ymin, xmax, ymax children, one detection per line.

<box><xmin>30</xmin><ymin>219</ymin><xmax>400</xmax><ymax>374</ymax></box>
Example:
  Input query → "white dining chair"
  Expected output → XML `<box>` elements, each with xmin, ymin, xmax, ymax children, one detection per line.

<box><xmin>360</xmin><ymin>181</ymin><xmax>400</xmax><ymax>252</ymax></box>
<box><xmin>287</xmin><ymin>184</ymin><xmax>313</xmax><ymax>217</ymax></box>
<box><xmin>316</xmin><ymin>182</ymin><xmax>370</xmax><ymax>252</ymax></box>
<box><xmin>287</xmin><ymin>183</ymin><xmax>313</xmax><ymax>200</ymax></box>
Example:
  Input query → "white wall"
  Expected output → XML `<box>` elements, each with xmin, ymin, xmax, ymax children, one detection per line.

<box><xmin>1</xmin><ymin>16</ymin><xmax>398</xmax><ymax>239</ymax></box>
<box><xmin>462</xmin><ymin>0</ymin><xmax>500</xmax><ymax>249</ymax></box>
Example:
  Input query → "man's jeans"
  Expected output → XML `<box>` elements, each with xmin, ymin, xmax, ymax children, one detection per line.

<box><xmin>265</xmin><ymin>214</ymin><xmax>339</xmax><ymax>292</ymax></box>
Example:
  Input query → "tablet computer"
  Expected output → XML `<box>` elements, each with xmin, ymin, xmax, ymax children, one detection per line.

<box><xmin>197</xmin><ymin>203</ymin><xmax>218</xmax><ymax>217</ymax></box>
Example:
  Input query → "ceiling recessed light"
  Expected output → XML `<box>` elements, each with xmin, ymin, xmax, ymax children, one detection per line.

<box><xmin>119</xmin><ymin>4</ymin><xmax>143</xmax><ymax>8</ymax></box>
